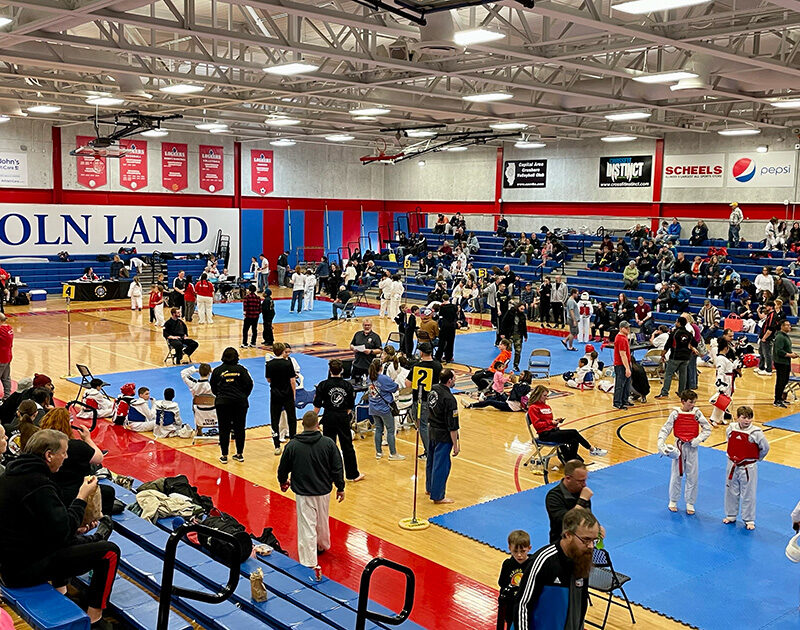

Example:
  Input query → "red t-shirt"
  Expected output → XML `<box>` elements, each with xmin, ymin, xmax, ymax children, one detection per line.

<box><xmin>194</xmin><ymin>280</ymin><xmax>214</xmax><ymax>297</ymax></box>
<box><xmin>613</xmin><ymin>332</ymin><xmax>631</xmax><ymax>366</ymax></box>
<box><xmin>184</xmin><ymin>283</ymin><xmax>196</xmax><ymax>302</ymax></box>
<box><xmin>0</xmin><ymin>324</ymin><xmax>13</xmax><ymax>363</ymax></box>
<box><xmin>527</xmin><ymin>401</ymin><xmax>558</xmax><ymax>435</ymax></box>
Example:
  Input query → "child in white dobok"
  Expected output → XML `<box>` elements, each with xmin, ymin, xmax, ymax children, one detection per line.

<box><xmin>723</xmin><ymin>405</ymin><xmax>769</xmax><ymax>530</ymax></box>
<box><xmin>303</xmin><ymin>269</ymin><xmax>316</xmax><ymax>311</ymax></box>
<box><xmin>657</xmin><ymin>389</ymin><xmax>712</xmax><ymax>515</ymax></box>
<box><xmin>577</xmin><ymin>292</ymin><xmax>593</xmax><ymax>343</ymax></box>
<box><xmin>710</xmin><ymin>341</ymin><xmax>739</xmax><ymax>426</ymax></box>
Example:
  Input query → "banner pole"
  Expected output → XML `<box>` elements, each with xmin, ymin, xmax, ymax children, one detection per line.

<box><xmin>65</xmin><ymin>296</ymin><xmax>72</xmax><ymax>378</ymax></box>
<box><xmin>399</xmin><ymin>383</ymin><xmax>430</xmax><ymax>531</ymax></box>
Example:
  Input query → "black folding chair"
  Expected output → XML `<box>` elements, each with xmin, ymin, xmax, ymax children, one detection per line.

<box><xmin>75</xmin><ymin>364</ymin><xmax>94</xmax><ymax>399</ymax></box>
<box><xmin>587</xmin><ymin>547</ymin><xmax>635</xmax><ymax>629</ymax></box>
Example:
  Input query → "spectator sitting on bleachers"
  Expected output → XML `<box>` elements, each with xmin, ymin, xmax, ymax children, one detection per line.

<box><xmin>737</xmin><ymin>299</ymin><xmax>758</xmax><ymax>333</ymax></box>
<box><xmin>426</xmin><ymin>281</ymin><xmax>448</xmax><ymax>305</ymax></box>
<box><xmin>516</xmin><ymin>237</ymin><xmax>535</xmax><ymax>265</ymax></box>
<box><xmin>667</xmin><ymin>217</ymin><xmax>682</xmax><ymax>244</ymax></box>
<box><xmin>639</xmin><ymin>238</ymin><xmax>659</xmax><ymax>257</ymax></box>
<box><xmin>453</xmin><ymin>227</ymin><xmax>467</xmax><ymax>247</ymax></box>
<box><xmin>655</xmin><ymin>220</ymin><xmax>670</xmax><ymax>243</ymax></box>
<box><xmin>80</xmin><ymin>266</ymin><xmax>100</xmax><ymax>281</ymax></box>
<box><xmin>657</xmin><ymin>246</ymin><xmax>675</xmax><ymax>282</ymax></box>
<box><xmin>501</xmin><ymin>265</ymin><xmax>517</xmax><ymax>296</ymax></box>
<box><xmin>0</xmin><ymin>429</ymin><xmax>119</xmax><ymax>629</ymax></box>
<box><xmin>466</xmin><ymin>232</ymin><xmax>480</xmax><ymax>254</ymax></box>
<box><xmin>628</xmin><ymin>224</ymin><xmax>649</xmax><ymax>251</ymax></box>
<box><xmin>550</xmin><ymin>235</ymin><xmax>568</xmax><ymax>266</ymax></box>
<box><xmin>651</xmin><ymin>325</ymin><xmax>670</xmax><ymax>349</ymax></box>
<box><xmin>433</xmin><ymin>213</ymin><xmax>448</xmax><ymax>234</ymax></box>
<box><xmin>590</xmin><ymin>245</ymin><xmax>614</xmax><ymax>270</ymax></box>
<box><xmin>437</xmin><ymin>241</ymin><xmax>453</xmax><ymax>264</ymax></box>
<box><xmin>722</xmin><ymin>266</ymin><xmax>741</xmax><ymax>294</ymax></box>
<box><xmin>670</xmin><ymin>252</ymin><xmax>691</xmax><ymax>284</ymax></box>
<box><xmin>611</xmin><ymin>243</ymin><xmax>629</xmax><ymax>272</ymax></box>
<box><xmin>689</xmin><ymin>220</ymin><xmax>709</xmax><ymax>246</ymax></box>
<box><xmin>613</xmin><ymin>294</ymin><xmax>635</xmax><ymax>324</ymax></box>
<box><xmin>635</xmin><ymin>250</ymin><xmax>655</xmax><ymax>282</ymax></box>
<box><xmin>669</xmin><ymin>282</ymin><xmax>691</xmax><ymax>313</ymax></box>
<box><xmin>496</xmin><ymin>214</ymin><xmax>508</xmax><ymax>236</ymax></box>
<box><xmin>418</xmin><ymin>251</ymin><xmax>436</xmax><ymax>281</ymax></box>
<box><xmin>634</xmin><ymin>296</ymin><xmax>653</xmax><ymax>335</ymax></box>
<box><xmin>688</xmin><ymin>256</ymin><xmax>704</xmax><ymax>287</ymax></box>
<box><xmin>591</xmin><ymin>301</ymin><xmax>611</xmax><ymax>342</ymax></box>
<box><xmin>755</xmin><ymin>266</ymin><xmax>775</xmax><ymax>301</ymax></box>
<box><xmin>451</xmin><ymin>212</ymin><xmax>466</xmax><ymax>232</ymax></box>
<box><xmin>656</xmin><ymin>283</ymin><xmax>672</xmax><ymax>314</ymax></box>
<box><xmin>727</xmin><ymin>284</ymin><xmax>747</xmax><ymax>309</ymax></box>
<box><xmin>623</xmin><ymin>261</ymin><xmax>639</xmax><ymax>289</ymax></box>
<box><xmin>435</xmin><ymin>265</ymin><xmax>453</xmax><ymax>287</ymax></box>
<box><xmin>698</xmin><ymin>300</ymin><xmax>721</xmax><ymax>341</ymax></box>
<box><xmin>774</xmin><ymin>267</ymin><xmax>798</xmax><ymax>316</ymax></box>
<box><xmin>502</xmin><ymin>235</ymin><xmax>516</xmax><ymax>257</ymax></box>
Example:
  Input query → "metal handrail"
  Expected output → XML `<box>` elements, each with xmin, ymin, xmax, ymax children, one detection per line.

<box><xmin>156</xmin><ymin>522</ymin><xmax>240</xmax><ymax>630</ymax></box>
<box><xmin>367</xmin><ymin>230</ymin><xmax>381</xmax><ymax>253</ymax></box>
<box><xmin>65</xmin><ymin>400</ymin><xmax>98</xmax><ymax>432</ymax></box>
<box><xmin>355</xmin><ymin>557</ymin><xmax>415</xmax><ymax>630</ymax></box>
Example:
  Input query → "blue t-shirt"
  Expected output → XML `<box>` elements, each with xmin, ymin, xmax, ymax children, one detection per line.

<box><xmin>367</xmin><ymin>373</ymin><xmax>399</xmax><ymax>415</ymax></box>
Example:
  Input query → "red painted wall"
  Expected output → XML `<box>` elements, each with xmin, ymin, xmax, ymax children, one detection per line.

<box><xmin>303</xmin><ymin>210</ymin><xmax>325</xmax><ymax>261</ymax></box>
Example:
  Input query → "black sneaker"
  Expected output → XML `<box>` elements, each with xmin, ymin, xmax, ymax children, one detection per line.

<box><xmin>219</xmin><ymin>455</ymin><xmax>228</xmax><ymax>464</ymax></box>
<box><xmin>95</xmin><ymin>516</ymin><xmax>114</xmax><ymax>541</ymax></box>
<box><xmin>232</xmin><ymin>454</ymin><xmax>244</xmax><ymax>462</ymax></box>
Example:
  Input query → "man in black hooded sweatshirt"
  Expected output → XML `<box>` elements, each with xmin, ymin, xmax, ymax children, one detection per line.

<box><xmin>277</xmin><ymin>411</ymin><xmax>344</xmax><ymax>568</ymax></box>
<box><xmin>0</xmin><ymin>429</ymin><xmax>118</xmax><ymax>629</ymax></box>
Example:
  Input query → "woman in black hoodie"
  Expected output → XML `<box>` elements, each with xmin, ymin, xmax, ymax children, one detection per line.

<box><xmin>210</xmin><ymin>347</ymin><xmax>254</xmax><ymax>464</ymax></box>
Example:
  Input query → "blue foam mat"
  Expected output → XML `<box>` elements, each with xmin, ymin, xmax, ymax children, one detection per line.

<box><xmin>67</xmin><ymin>354</ymin><xmax>332</xmax><ymax>429</ymax></box>
<box><xmin>212</xmin><ymin>299</ymin><xmax>377</xmax><ymax>323</ymax></box>
<box><xmin>765</xmin><ymin>412</ymin><xmax>800</xmax><ymax>433</ymax></box>
<box><xmin>430</xmin><ymin>449</ymin><xmax>800</xmax><ymax>630</ymax></box>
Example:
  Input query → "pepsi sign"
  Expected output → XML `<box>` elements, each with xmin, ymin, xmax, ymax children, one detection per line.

<box><xmin>726</xmin><ymin>152</ymin><xmax>795</xmax><ymax>187</ymax></box>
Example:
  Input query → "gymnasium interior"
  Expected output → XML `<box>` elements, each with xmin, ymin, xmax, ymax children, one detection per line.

<box><xmin>1</xmin><ymin>0</ymin><xmax>800</xmax><ymax>628</ymax></box>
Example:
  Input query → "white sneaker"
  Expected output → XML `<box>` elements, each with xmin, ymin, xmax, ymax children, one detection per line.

<box><xmin>382</xmin><ymin>438</ymin><xmax>388</xmax><ymax>446</ymax></box>
<box><xmin>388</xmin><ymin>453</ymin><xmax>406</xmax><ymax>461</ymax></box>
<box><xmin>589</xmin><ymin>447</ymin><xmax>608</xmax><ymax>457</ymax></box>
<box><xmin>375</xmin><ymin>452</ymin><xmax>383</xmax><ymax>460</ymax></box>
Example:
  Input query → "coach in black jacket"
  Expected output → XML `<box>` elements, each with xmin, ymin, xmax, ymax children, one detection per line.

<box><xmin>163</xmin><ymin>308</ymin><xmax>199</xmax><ymax>363</ymax></box>
<box><xmin>210</xmin><ymin>347</ymin><xmax>254</xmax><ymax>463</ymax></box>
<box><xmin>278</xmin><ymin>412</ymin><xmax>345</xmax><ymax>567</ymax></box>
<box><xmin>0</xmin><ymin>430</ymin><xmax>119</xmax><ymax>629</ymax></box>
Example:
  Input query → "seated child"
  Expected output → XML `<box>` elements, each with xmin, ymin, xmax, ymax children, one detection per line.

<box><xmin>126</xmin><ymin>386</ymin><xmax>155</xmax><ymax>432</ymax></box>
<box><xmin>153</xmin><ymin>387</ymin><xmax>192</xmax><ymax>438</ymax></box>
<box><xmin>77</xmin><ymin>378</ymin><xmax>115</xmax><ymax>419</ymax></box>
<box><xmin>497</xmin><ymin>529</ymin><xmax>533</xmax><ymax>630</ymax></box>
<box><xmin>723</xmin><ymin>405</ymin><xmax>769</xmax><ymax>530</ymax></box>
<box><xmin>486</xmin><ymin>361</ymin><xmax>511</xmax><ymax>400</ymax></box>
<box><xmin>564</xmin><ymin>357</ymin><xmax>594</xmax><ymax>390</ymax></box>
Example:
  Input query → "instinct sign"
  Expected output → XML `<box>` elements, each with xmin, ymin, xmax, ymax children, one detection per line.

<box><xmin>411</xmin><ymin>366</ymin><xmax>433</xmax><ymax>392</ymax></box>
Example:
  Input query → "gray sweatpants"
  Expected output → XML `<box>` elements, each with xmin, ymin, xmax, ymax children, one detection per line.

<box><xmin>669</xmin><ymin>441</ymin><xmax>699</xmax><ymax>506</ymax></box>
<box><xmin>725</xmin><ymin>461</ymin><xmax>758</xmax><ymax>524</ymax></box>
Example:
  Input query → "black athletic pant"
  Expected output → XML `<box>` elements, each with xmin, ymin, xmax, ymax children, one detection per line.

<box><xmin>322</xmin><ymin>413</ymin><xmax>360</xmax><ymax>480</ymax></box>
<box><xmin>216</xmin><ymin>401</ymin><xmax>248</xmax><ymax>456</ymax></box>
<box><xmin>242</xmin><ymin>317</ymin><xmax>258</xmax><ymax>345</ymax></box>
<box><xmin>167</xmin><ymin>337</ymin><xmax>198</xmax><ymax>362</ymax></box>
<box><xmin>4</xmin><ymin>540</ymin><xmax>120</xmax><ymax>610</ymax></box>
<box><xmin>262</xmin><ymin>319</ymin><xmax>274</xmax><ymax>346</ymax></box>
<box><xmin>270</xmin><ymin>393</ymin><xmax>296</xmax><ymax>448</ymax></box>
<box><xmin>551</xmin><ymin>303</ymin><xmax>565</xmax><ymax>326</ymax></box>
<box><xmin>538</xmin><ymin>428</ymin><xmax>591</xmax><ymax>461</ymax></box>
<box><xmin>436</xmin><ymin>325</ymin><xmax>456</xmax><ymax>362</ymax></box>
<box><xmin>775</xmin><ymin>362</ymin><xmax>791</xmax><ymax>404</ymax></box>
<box><xmin>471</xmin><ymin>369</ymin><xmax>492</xmax><ymax>391</ymax></box>
<box><xmin>539</xmin><ymin>299</ymin><xmax>550</xmax><ymax>324</ymax></box>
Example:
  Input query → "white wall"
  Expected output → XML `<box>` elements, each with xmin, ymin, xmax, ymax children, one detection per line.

<box><xmin>0</xmin><ymin>118</ymin><xmax>52</xmax><ymax>188</ymax></box>
<box><xmin>60</xmin><ymin>124</ymin><xmax>236</xmax><ymax>195</ymax></box>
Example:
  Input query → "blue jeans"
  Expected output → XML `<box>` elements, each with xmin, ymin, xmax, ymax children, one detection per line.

<box><xmin>613</xmin><ymin>364</ymin><xmax>631</xmax><ymax>408</ymax></box>
<box><xmin>425</xmin><ymin>439</ymin><xmax>453</xmax><ymax>501</ymax></box>
<box><xmin>687</xmin><ymin>354</ymin><xmax>698</xmax><ymax>390</ymax></box>
<box><xmin>373</xmin><ymin>411</ymin><xmax>397</xmax><ymax>455</ymax></box>
<box><xmin>412</xmin><ymin>399</ymin><xmax>429</xmax><ymax>455</ymax></box>
<box><xmin>728</xmin><ymin>224</ymin><xmax>740</xmax><ymax>247</ymax></box>
<box><xmin>291</xmin><ymin>290</ymin><xmax>303</xmax><ymax>312</ymax></box>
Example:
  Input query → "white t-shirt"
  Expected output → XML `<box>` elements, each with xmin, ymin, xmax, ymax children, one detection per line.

<box><xmin>292</xmin><ymin>273</ymin><xmax>306</xmax><ymax>290</ymax></box>
<box><xmin>652</xmin><ymin>333</ymin><xmax>669</xmax><ymax>349</ymax></box>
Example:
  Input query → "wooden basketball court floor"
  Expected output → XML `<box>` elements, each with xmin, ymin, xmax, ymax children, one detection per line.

<box><xmin>6</xmin><ymin>290</ymin><xmax>800</xmax><ymax>630</ymax></box>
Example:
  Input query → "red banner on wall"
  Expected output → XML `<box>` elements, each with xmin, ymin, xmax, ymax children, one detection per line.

<box><xmin>118</xmin><ymin>139</ymin><xmax>148</xmax><ymax>190</ymax></box>
<box><xmin>75</xmin><ymin>135</ymin><xmax>107</xmax><ymax>189</ymax></box>
<box><xmin>199</xmin><ymin>145</ymin><xmax>224</xmax><ymax>193</ymax></box>
<box><xmin>161</xmin><ymin>142</ymin><xmax>188</xmax><ymax>192</ymax></box>
<box><xmin>251</xmin><ymin>149</ymin><xmax>274</xmax><ymax>196</ymax></box>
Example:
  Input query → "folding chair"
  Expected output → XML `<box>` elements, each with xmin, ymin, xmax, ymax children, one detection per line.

<box><xmin>785</xmin><ymin>361</ymin><xmax>800</xmax><ymax>402</ymax></box>
<box><xmin>74</xmin><ymin>364</ymin><xmax>95</xmax><ymax>399</ymax></box>
<box><xmin>640</xmin><ymin>348</ymin><xmax>664</xmax><ymax>381</ymax></box>
<box><xmin>342</xmin><ymin>297</ymin><xmax>358</xmax><ymax>320</ymax></box>
<box><xmin>522</xmin><ymin>414</ymin><xmax>563</xmax><ymax>483</ymax></box>
<box><xmin>395</xmin><ymin>388</ymin><xmax>414</xmax><ymax>430</ymax></box>
<box><xmin>192</xmin><ymin>393</ymin><xmax>218</xmax><ymax>444</ymax></box>
<box><xmin>587</xmin><ymin>547</ymin><xmax>635</xmax><ymax>629</ymax></box>
<box><xmin>527</xmin><ymin>349</ymin><xmax>551</xmax><ymax>379</ymax></box>
<box><xmin>387</xmin><ymin>332</ymin><xmax>402</xmax><ymax>350</ymax></box>
<box><xmin>164</xmin><ymin>340</ymin><xmax>179</xmax><ymax>365</ymax></box>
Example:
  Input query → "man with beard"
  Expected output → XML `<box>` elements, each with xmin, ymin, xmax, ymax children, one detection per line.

<box><xmin>516</xmin><ymin>508</ymin><xmax>601</xmax><ymax>630</ymax></box>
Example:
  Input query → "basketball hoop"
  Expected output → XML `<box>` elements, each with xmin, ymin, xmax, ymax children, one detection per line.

<box><xmin>360</xmin><ymin>138</ymin><xmax>404</xmax><ymax>164</ymax></box>
<box><xmin>71</xmin><ymin>144</ymin><xmax>130</xmax><ymax>159</ymax></box>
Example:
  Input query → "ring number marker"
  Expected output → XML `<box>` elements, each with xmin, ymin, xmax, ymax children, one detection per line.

<box><xmin>62</xmin><ymin>284</ymin><xmax>76</xmax><ymax>299</ymax></box>
<box><xmin>411</xmin><ymin>366</ymin><xmax>433</xmax><ymax>392</ymax></box>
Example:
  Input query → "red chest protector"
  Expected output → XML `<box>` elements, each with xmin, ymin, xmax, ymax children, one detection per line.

<box><xmin>673</xmin><ymin>412</ymin><xmax>700</xmax><ymax>442</ymax></box>
<box><xmin>579</xmin><ymin>304</ymin><xmax>592</xmax><ymax>317</ymax></box>
<box><xmin>727</xmin><ymin>430</ymin><xmax>760</xmax><ymax>464</ymax></box>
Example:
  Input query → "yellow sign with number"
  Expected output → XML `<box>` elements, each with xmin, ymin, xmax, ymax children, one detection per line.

<box><xmin>477</xmin><ymin>268</ymin><xmax>487</xmax><ymax>278</ymax></box>
<box><xmin>388</xmin><ymin>253</ymin><xmax>397</xmax><ymax>263</ymax></box>
<box><xmin>411</xmin><ymin>366</ymin><xmax>433</xmax><ymax>392</ymax></box>
<box><xmin>404</xmin><ymin>258</ymin><xmax>411</xmax><ymax>269</ymax></box>
<box><xmin>62</xmin><ymin>284</ymin><xmax>76</xmax><ymax>299</ymax></box>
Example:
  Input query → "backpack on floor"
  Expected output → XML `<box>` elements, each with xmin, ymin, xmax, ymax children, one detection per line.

<box><xmin>198</xmin><ymin>511</ymin><xmax>253</xmax><ymax>564</ymax></box>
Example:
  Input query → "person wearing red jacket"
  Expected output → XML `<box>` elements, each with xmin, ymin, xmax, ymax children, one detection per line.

<box><xmin>0</xmin><ymin>313</ymin><xmax>12</xmax><ymax>400</ymax></box>
<box><xmin>183</xmin><ymin>278</ymin><xmax>196</xmax><ymax>322</ymax></box>
<box><xmin>526</xmin><ymin>385</ymin><xmax>607</xmax><ymax>462</ymax></box>
<box><xmin>0</xmin><ymin>265</ymin><xmax>9</xmax><ymax>313</ymax></box>
<box><xmin>194</xmin><ymin>273</ymin><xmax>215</xmax><ymax>325</ymax></box>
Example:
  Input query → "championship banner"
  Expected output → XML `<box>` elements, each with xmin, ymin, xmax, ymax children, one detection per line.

<box><xmin>161</xmin><ymin>142</ymin><xmax>188</xmax><ymax>192</ymax></box>
<box><xmin>599</xmin><ymin>155</ymin><xmax>652</xmax><ymax>188</ymax></box>
<box><xmin>251</xmin><ymin>149</ymin><xmax>274</xmax><ymax>196</ymax></box>
<box><xmin>75</xmin><ymin>135</ymin><xmax>107</xmax><ymax>189</ymax></box>
<box><xmin>118</xmin><ymin>139</ymin><xmax>148</xmax><ymax>190</ymax></box>
<box><xmin>199</xmin><ymin>145</ymin><xmax>224</xmax><ymax>193</ymax></box>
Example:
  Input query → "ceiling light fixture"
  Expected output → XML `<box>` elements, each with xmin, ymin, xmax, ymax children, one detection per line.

<box><xmin>352</xmin><ymin>116</ymin><xmax>377</xmax><ymax>122</ymax></box>
<box><xmin>453</xmin><ymin>28</ymin><xmax>505</xmax><ymax>46</ymax></box>
<box><xmin>600</xmin><ymin>135</ymin><xmax>637</xmax><ymax>142</ymax></box>
<box><xmin>85</xmin><ymin>95</ymin><xmax>124</xmax><ymax>107</ymax></box>
<box><xmin>614</xmin><ymin>0</ymin><xmax>710</xmax><ymax>15</ymax></box>
<box><xmin>406</xmin><ymin>129</ymin><xmax>437</xmax><ymax>138</ymax></box>
<box><xmin>631</xmin><ymin>71</ymin><xmax>699</xmax><ymax>84</ymax></box>
<box><xmin>141</xmin><ymin>129</ymin><xmax>168</xmax><ymax>137</ymax></box>
<box><xmin>604</xmin><ymin>111</ymin><xmax>651</xmax><ymax>121</ymax></box>
<box><xmin>756</xmin><ymin>145</ymin><xmax>769</xmax><ymax>153</ymax></box>
<box><xmin>717</xmin><ymin>128</ymin><xmax>761</xmax><ymax>136</ymax></box>
<box><xmin>0</xmin><ymin>17</ymin><xmax>11</xmax><ymax>28</ymax></box>
<box><xmin>208</xmin><ymin>128</ymin><xmax>227</xmax><ymax>134</ymax></box>
<box><xmin>770</xmin><ymin>99</ymin><xmax>800</xmax><ymax>109</ymax></box>
<box><xmin>265</xmin><ymin>117</ymin><xmax>301</xmax><ymax>126</ymax></box>
<box><xmin>418</xmin><ymin>160</ymin><xmax>426</xmax><ymax>166</ymax></box>
<box><xmin>195</xmin><ymin>122</ymin><xmax>227</xmax><ymax>131</ymax></box>
<box><xmin>0</xmin><ymin>115</ymin><xmax>9</xmax><ymax>123</ymax></box>
<box><xmin>325</xmin><ymin>134</ymin><xmax>354</xmax><ymax>142</ymax></box>
<box><xmin>26</xmin><ymin>104</ymin><xmax>61</xmax><ymax>114</ymax></box>
<box><xmin>270</xmin><ymin>139</ymin><xmax>296</xmax><ymax>147</ymax></box>
<box><xmin>445</xmin><ymin>146</ymin><xmax>468</xmax><ymax>152</ymax></box>
<box><xmin>514</xmin><ymin>141</ymin><xmax>546</xmax><ymax>149</ymax></box>
<box><xmin>159</xmin><ymin>83</ymin><xmax>204</xmax><ymax>95</ymax></box>
<box><xmin>491</xmin><ymin>122</ymin><xmax>528</xmax><ymax>130</ymax></box>
<box><xmin>462</xmin><ymin>92</ymin><xmax>513</xmax><ymax>103</ymax></box>
<box><xmin>349</xmin><ymin>107</ymin><xmax>390</xmax><ymax>116</ymax></box>
<box><xmin>263</xmin><ymin>62</ymin><xmax>319</xmax><ymax>76</ymax></box>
